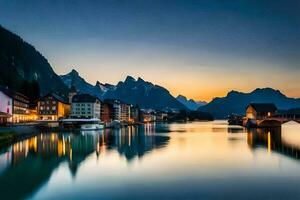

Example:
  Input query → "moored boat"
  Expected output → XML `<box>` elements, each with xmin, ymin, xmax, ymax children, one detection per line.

<box><xmin>59</xmin><ymin>118</ymin><xmax>104</xmax><ymax>130</ymax></box>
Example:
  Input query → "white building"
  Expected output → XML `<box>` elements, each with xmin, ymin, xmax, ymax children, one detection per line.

<box><xmin>71</xmin><ymin>94</ymin><xmax>101</xmax><ymax>119</ymax></box>
<box><xmin>0</xmin><ymin>90</ymin><xmax>13</xmax><ymax>124</ymax></box>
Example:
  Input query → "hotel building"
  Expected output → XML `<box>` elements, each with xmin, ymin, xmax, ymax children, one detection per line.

<box><xmin>71</xmin><ymin>94</ymin><xmax>101</xmax><ymax>119</ymax></box>
<box><xmin>37</xmin><ymin>93</ymin><xmax>70</xmax><ymax>120</ymax></box>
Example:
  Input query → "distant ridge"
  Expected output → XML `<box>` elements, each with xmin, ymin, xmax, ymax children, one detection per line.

<box><xmin>176</xmin><ymin>95</ymin><xmax>207</xmax><ymax>110</ymax></box>
<box><xmin>61</xmin><ymin>70</ymin><xmax>187</xmax><ymax>110</ymax></box>
<box><xmin>198</xmin><ymin>88</ymin><xmax>300</xmax><ymax>118</ymax></box>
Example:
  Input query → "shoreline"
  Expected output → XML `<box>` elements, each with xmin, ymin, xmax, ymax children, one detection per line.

<box><xmin>0</xmin><ymin>120</ymin><xmax>214</xmax><ymax>148</ymax></box>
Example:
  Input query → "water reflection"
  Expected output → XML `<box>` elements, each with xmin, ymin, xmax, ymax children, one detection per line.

<box><xmin>0</xmin><ymin>123</ymin><xmax>170</xmax><ymax>200</ymax></box>
<box><xmin>247</xmin><ymin>127</ymin><xmax>300</xmax><ymax>160</ymax></box>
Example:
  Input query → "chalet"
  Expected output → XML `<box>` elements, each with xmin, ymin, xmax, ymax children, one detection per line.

<box><xmin>37</xmin><ymin>93</ymin><xmax>70</xmax><ymax>120</ymax></box>
<box><xmin>246</xmin><ymin>103</ymin><xmax>277</xmax><ymax>120</ymax></box>
<box><xmin>71</xmin><ymin>94</ymin><xmax>101</xmax><ymax>119</ymax></box>
<box><xmin>0</xmin><ymin>86</ymin><xmax>31</xmax><ymax>123</ymax></box>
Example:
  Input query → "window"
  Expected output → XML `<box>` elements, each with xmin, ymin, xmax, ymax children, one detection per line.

<box><xmin>52</xmin><ymin>106</ymin><xmax>56</xmax><ymax>110</ymax></box>
<box><xmin>46</xmin><ymin>106</ymin><xmax>50</xmax><ymax>110</ymax></box>
<box><xmin>40</xmin><ymin>106</ymin><xmax>44</xmax><ymax>110</ymax></box>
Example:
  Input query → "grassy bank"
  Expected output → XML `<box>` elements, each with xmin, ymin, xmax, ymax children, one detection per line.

<box><xmin>0</xmin><ymin>125</ymin><xmax>39</xmax><ymax>147</ymax></box>
<box><xmin>0</xmin><ymin>131</ymin><xmax>17</xmax><ymax>146</ymax></box>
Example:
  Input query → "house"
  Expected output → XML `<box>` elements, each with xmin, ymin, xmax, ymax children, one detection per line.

<box><xmin>246</xmin><ymin>103</ymin><xmax>277</xmax><ymax>120</ymax></box>
<box><xmin>71</xmin><ymin>94</ymin><xmax>101</xmax><ymax>119</ymax></box>
<box><xmin>0</xmin><ymin>86</ymin><xmax>31</xmax><ymax>123</ymax></box>
<box><xmin>37</xmin><ymin>93</ymin><xmax>70</xmax><ymax>120</ymax></box>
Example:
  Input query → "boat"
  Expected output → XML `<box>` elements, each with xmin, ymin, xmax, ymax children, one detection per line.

<box><xmin>106</xmin><ymin>120</ymin><xmax>121</xmax><ymax>129</ymax></box>
<box><xmin>59</xmin><ymin>118</ymin><xmax>104</xmax><ymax>130</ymax></box>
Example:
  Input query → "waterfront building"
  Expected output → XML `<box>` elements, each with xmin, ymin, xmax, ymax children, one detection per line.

<box><xmin>130</xmin><ymin>105</ymin><xmax>141</xmax><ymax>123</ymax></box>
<box><xmin>0</xmin><ymin>88</ymin><xmax>13</xmax><ymax>124</ymax></box>
<box><xmin>120</xmin><ymin>103</ymin><xmax>131</xmax><ymax>122</ymax></box>
<box><xmin>103</xmin><ymin>99</ymin><xmax>122</xmax><ymax>121</ymax></box>
<box><xmin>101</xmin><ymin>100</ymin><xmax>114</xmax><ymax>123</ymax></box>
<box><xmin>71</xmin><ymin>94</ymin><xmax>101</xmax><ymax>119</ymax></box>
<box><xmin>246</xmin><ymin>103</ymin><xmax>277</xmax><ymax>120</ymax></box>
<box><xmin>141</xmin><ymin>111</ymin><xmax>156</xmax><ymax>122</ymax></box>
<box><xmin>101</xmin><ymin>99</ymin><xmax>131</xmax><ymax>122</ymax></box>
<box><xmin>0</xmin><ymin>86</ymin><xmax>31</xmax><ymax>123</ymax></box>
<box><xmin>37</xmin><ymin>93</ymin><xmax>70</xmax><ymax>120</ymax></box>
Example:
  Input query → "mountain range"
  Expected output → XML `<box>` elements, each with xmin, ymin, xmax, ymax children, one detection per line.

<box><xmin>61</xmin><ymin>70</ymin><xmax>187</xmax><ymax>110</ymax></box>
<box><xmin>198</xmin><ymin>88</ymin><xmax>300</xmax><ymax>118</ymax></box>
<box><xmin>0</xmin><ymin>25</ymin><xmax>68</xmax><ymax>96</ymax></box>
<box><xmin>176</xmin><ymin>95</ymin><xmax>207</xmax><ymax>110</ymax></box>
<box><xmin>1</xmin><ymin>25</ymin><xmax>300</xmax><ymax>115</ymax></box>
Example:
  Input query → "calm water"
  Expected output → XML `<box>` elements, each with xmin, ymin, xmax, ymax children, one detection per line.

<box><xmin>1</xmin><ymin>121</ymin><xmax>300</xmax><ymax>200</ymax></box>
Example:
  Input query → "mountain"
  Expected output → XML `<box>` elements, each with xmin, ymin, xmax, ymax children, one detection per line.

<box><xmin>60</xmin><ymin>69</ymin><xmax>113</xmax><ymax>99</ymax></box>
<box><xmin>60</xmin><ymin>70</ymin><xmax>187</xmax><ymax>110</ymax></box>
<box><xmin>176</xmin><ymin>95</ymin><xmax>207</xmax><ymax>110</ymax></box>
<box><xmin>0</xmin><ymin>25</ymin><xmax>68</xmax><ymax>96</ymax></box>
<box><xmin>104</xmin><ymin>76</ymin><xmax>187</xmax><ymax>110</ymax></box>
<box><xmin>198</xmin><ymin>88</ymin><xmax>300</xmax><ymax>118</ymax></box>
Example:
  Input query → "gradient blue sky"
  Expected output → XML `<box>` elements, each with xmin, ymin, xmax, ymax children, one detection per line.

<box><xmin>0</xmin><ymin>0</ymin><xmax>299</xmax><ymax>101</ymax></box>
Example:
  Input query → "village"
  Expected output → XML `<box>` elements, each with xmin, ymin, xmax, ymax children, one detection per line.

<box><xmin>0</xmin><ymin>85</ymin><xmax>169</xmax><ymax>129</ymax></box>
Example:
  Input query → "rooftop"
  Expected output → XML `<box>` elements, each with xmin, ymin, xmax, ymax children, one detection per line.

<box><xmin>72</xmin><ymin>93</ymin><xmax>100</xmax><ymax>103</ymax></box>
<box><xmin>247</xmin><ymin>103</ymin><xmax>277</xmax><ymax>112</ymax></box>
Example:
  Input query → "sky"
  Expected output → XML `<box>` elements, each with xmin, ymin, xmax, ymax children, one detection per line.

<box><xmin>0</xmin><ymin>0</ymin><xmax>299</xmax><ymax>102</ymax></box>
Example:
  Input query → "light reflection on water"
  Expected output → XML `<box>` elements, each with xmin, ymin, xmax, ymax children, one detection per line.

<box><xmin>0</xmin><ymin>121</ymin><xmax>300</xmax><ymax>200</ymax></box>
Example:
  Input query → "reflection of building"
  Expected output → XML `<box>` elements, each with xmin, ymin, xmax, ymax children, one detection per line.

<box><xmin>71</xmin><ymin>94</ymin><xmax>101</xmax><ymax>119</ymax></box>
<box><xmin>37</xmin><ymin>93</ymin><xmax>70</xmax><ymax>120</ymax></box>
<box><xmin>246</xmin><ymin>103</ymin><xmax>277</xmax><ymax>120</ymax></box>
<box><xmin>0</xmin><ymin>124</ymin><xmax>171</xmax><ymax>199</ymax></box>
<box><xmin>247</xmin><ymin>127</ymin><xmax>300</xmax><ymax>159</ymax></box>
<box><xmin>0</xmin><ymin>86</ymin><xmax>31</xmax><ymax>123</ymax></box>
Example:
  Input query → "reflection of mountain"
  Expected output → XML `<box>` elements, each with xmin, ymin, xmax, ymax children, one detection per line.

<box><xmin>0</xmin><ymin>125</ymin><xmax>170</xmax><ymax>199</ymax></box>
<box><xmin>247</xmin><ymin>128</ymin><xmax>300</xmax><ymax>160</ymax></box>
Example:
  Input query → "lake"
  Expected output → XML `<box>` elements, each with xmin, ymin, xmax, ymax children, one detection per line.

<box><xmin>1</xmin><ymin>121</ymin><xmax>300</xmax><ymax>200</ymax></box>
